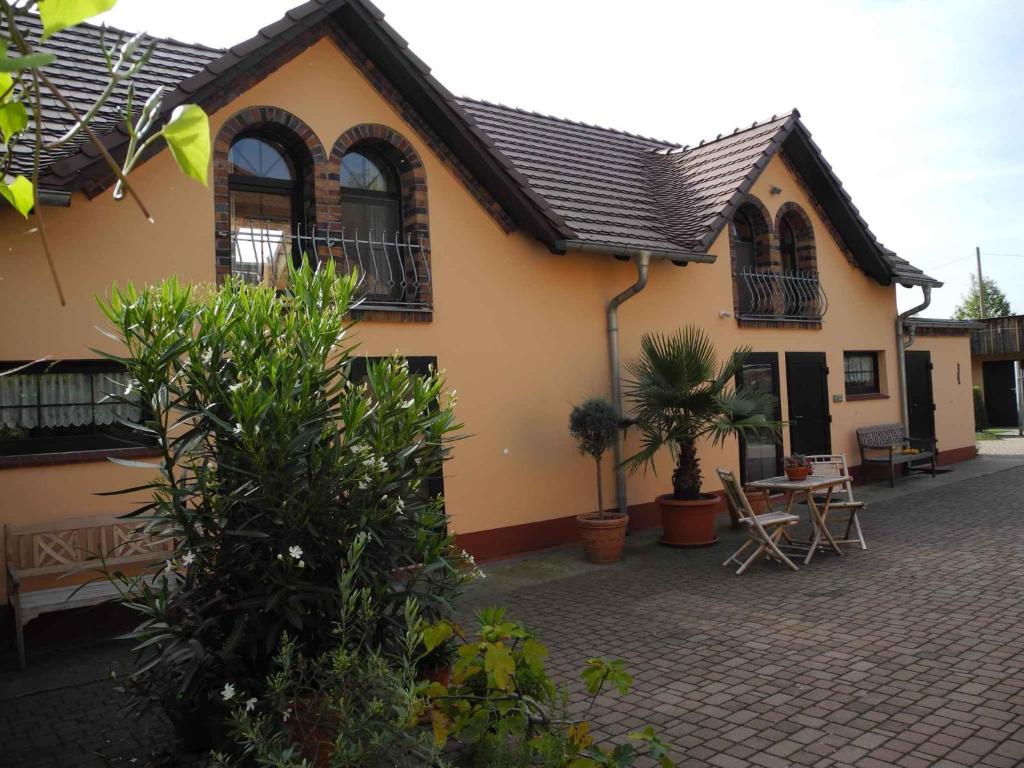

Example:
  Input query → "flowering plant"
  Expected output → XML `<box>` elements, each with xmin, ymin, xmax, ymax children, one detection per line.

<box><xmin>100</xmin><ymin>261</ymin><xmax>463</xmax><ymax>745</ymax></box>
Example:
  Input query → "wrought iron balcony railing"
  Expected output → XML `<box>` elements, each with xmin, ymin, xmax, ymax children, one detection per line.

<box><xmin>229</xmin><ymin>220</ymin><xmax>431</xmax><ymax>312</ymax></box>
<box><xmin>735</xmin><ymin>267</ymin><xmax>828</xmax><ymax>322</ymax></box>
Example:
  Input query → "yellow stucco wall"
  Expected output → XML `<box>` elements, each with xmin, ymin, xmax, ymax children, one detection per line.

<box><xmin>913</xmin><ymin>335</ymin><xmax>977</xmax><ymax>453</ymax></box>
<box><xmin>0</xmin><ymin>36</ymin><xmax>975</xmax><ymax>570</ymax></box>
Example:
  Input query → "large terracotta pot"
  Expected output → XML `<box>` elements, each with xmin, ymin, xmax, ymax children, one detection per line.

<box><xmin>576</xmin><ymin>512</ymin><xmax>628</xmax><ymax>563</ymax></box>
<box><xmin>657</xmin><ymin>493</ymin><xmax>722</xmax><ymax>547</ymax></box>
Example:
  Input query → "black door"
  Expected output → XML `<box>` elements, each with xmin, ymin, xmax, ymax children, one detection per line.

<box><xmin>906</xmin><ymin>351</ymin><xmax>936</xmax><ymax>442</ymax></box>
<box><xmin>983</xmin><ymin>360</ymin><xmax>1019</xmax><ymax>427</ymax></box>
<box><xmin>785</xmin><ymin>352</ymin><xmax>831</xmax><ymax>455</ymax></box>
<box><xmin>737</xmin><ymin>353</ymin><xmax>783</xmax><ymax>483</ymax></box>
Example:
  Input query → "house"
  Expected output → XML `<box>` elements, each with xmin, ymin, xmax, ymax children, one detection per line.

<box><xmin>0</xmin><ymin>0</ymin><xmax>977</xmax><ymax>602</ymax></box>
<box><xmin>969</xmin><ymin>315</ymin><xmax>1024</xmax><ymax>429</ymax></box>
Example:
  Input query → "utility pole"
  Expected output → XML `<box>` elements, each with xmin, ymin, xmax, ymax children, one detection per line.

<box><xmin>976</xmin><ymin>246</ymin><xmax>986</xmax><ymax>319</ymax></box>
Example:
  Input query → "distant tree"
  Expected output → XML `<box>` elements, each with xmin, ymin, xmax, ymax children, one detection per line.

<box><xmin>953</xmin><ymin>274</ymin><xmax>1012</xmax><ymax>319</ymax></box>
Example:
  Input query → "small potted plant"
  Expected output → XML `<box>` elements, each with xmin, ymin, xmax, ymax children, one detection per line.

<box><xmin>784</xmin><ymin>454</ymin><xmax>813</xmax><ymax>481</ymax></box>
<box><xmin>624</xmin><ymin>327</ymin><xmax>781</xmax><ymax>547</ymax></box>
<box><xmin>570</xmin><ymin>397</ymin><xmax>628</xmax><ymax>563</ymax></box>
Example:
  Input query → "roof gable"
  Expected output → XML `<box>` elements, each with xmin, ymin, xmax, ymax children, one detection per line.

<box><xmin>7</xmin><ymin>0</ymin><xmax>937</xmax><ymax>287</ymax></box>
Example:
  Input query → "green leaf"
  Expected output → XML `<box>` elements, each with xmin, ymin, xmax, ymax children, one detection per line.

<box><xmin>522</xmin><ymin>637</ymin><xmax>548</xmax><ymax>673</ymax></box>
<box><xmin>421</xmin><ymin>621</ymin><xmax>452</xmax><ymax>653</ymax></box>
<box><xmin>161</xmin><ymin>104</ymin><xmax>210</xmax><ymax>186</ymax></box>
<box><xmin>429</xmin><ymin>707</ymin><xmax>451</xmax><ymax>747</ymax></box>
<box><xmin>0</xmin><ymin>175</ymin><xmax>34</xmax><ymax>217</ymax></box>
<box><xmin>0</xmin><ymin>53</ymin><xmax>58</xmax><ymax>72</ymax></box>
<box><xmin>0</xmin><ymin>101</ymin><xmax>28</xmax><ymax>143</ymax></box>
<box><xmin>484</xmin><ymin>642</ymin><xmax>515</xmax><ymax>691</ymax></box>
<box><xmin>38</xmin><ymin>0</ymin><xmax>118</xmax><ymax>40</ymax></box>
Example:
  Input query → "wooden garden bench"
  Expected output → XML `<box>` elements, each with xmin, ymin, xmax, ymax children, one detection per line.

<box><xmin>856</xmin><ymin>423</ymin><xmax>937</xmax><ymax>487</ymax></box>
<box><xmin>4</xmin><ymin>515</ymin><xmax>173</xmax><ymax>668</ymax></box>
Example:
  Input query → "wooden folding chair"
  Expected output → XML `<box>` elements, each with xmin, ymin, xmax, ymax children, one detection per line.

<box><xmin>717</xmin><ymin>469</ymin><xmax>800</xmax><ymax>574</ymax></box>
<box><xmin>805</xmin><ymin>454</ymin><xmax>867</xmax><ymax>550</ymax></box>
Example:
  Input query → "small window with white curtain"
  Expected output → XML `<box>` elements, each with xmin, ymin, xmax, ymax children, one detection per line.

<box><xmin>0</xmin><ymin>361</ymin><xmax>150</xmax><ymax>456</ymax></box>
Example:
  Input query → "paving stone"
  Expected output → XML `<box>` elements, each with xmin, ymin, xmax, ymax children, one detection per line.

<box><xmin>5</xmin><ymin>463</ymin><xmax>1024</xmax><ymax>767</ymax></box>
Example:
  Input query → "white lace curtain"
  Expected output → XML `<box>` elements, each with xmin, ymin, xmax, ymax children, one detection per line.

<box><xmin>0</xmin><ymin>371</ymin><xmax>141</xmax><ymax>430</ymax></box>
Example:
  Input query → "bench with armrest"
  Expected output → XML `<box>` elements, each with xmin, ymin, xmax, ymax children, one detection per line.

<box><xmin>856</xmin><ymin>423</ymin><xmax>936</xmax><ymax>487</ymax></box>
<box><xmin>4</xmin><ymin>515</ymin><xmax>173</xmax><ymax>669</ymax></box>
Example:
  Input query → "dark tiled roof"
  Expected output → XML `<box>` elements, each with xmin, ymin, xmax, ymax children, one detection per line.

<box><xmin>0</xmin><ymin>15</ymin><xmax>221</xmax><ymax>182</ymax></box>
<box><xmin>4</xmin><ymin>1</ymin><xmax>938</xmax><ymax>287</ymax></box>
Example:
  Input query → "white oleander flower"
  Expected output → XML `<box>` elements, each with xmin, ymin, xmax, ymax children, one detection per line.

<box><xmin>233</xmin><ymin>423</ymin><xmax>243</xmax><ymax>435</ymax></box>
<box><xmin>202</xmin><ymin>349</ymin><xmax>213</xmax><ymax>365</ymax></box>
<box><xmin>229</xmin><ymin>381</ymin><xmax>243</xmax><ymax>393</ymax></box>
<box><xmin>394</xmin><ymin>498</ymin><xmax>405</xmax><ymax>513</ymax></box>
<box><xmin>282</xmin><ymin>708</ymin><xmax>292</xmax><ymax>722</ymax></box>
<box><xmin>297</xmin><ymin>560</ymin><xmax>305</xmax><ymax>569</ymax></box>
<box><xmin>288</xmin><ymin>545</ymin><xmax>303</xmax><ymax>560</ymax></box>
<box><xmin>245</xmin><ymin>697</ymin><xmax>257</xmax><ymax>713</ymax></box>
<box><xmin>221</xmin><ymin>683</ymin><xmax>235</xmax><ymax>701</ymax></box>
<box><xmin>181</xmin><ymin>551</ymin><xmax>196</xmax><ymax>567</ymax></box>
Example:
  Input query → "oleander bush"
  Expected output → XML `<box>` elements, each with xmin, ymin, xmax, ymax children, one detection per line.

<box><xmin>99</xmin><ymin>260</ymin><xmax>465</xmax><ymax>745</ymax></box>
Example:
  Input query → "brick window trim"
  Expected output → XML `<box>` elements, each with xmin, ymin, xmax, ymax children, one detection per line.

<box><xmin>213</xmin><ymin>111</ymin><xmax>433</xmax><ymax>322</ymax></box>
<box><xmin>728</xmin><ymin>194</ymin><xmax>820</xmax><ymax>324</ymax></box>
<box><xmin>213</xmin><ymin>106</ymin><xmax>327</xmax><ymax>282</ymax></box>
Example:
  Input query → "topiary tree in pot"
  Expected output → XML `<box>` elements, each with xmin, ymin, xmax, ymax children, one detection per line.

<box><xmin>623</xmin><ymin>326</ymin><xmax>780</xmax><ymax>547</ymax></box>
<box><xmin>569</xmin><ymin>397</ymin><xmax>626</xmax><ymax>563</ymax></box>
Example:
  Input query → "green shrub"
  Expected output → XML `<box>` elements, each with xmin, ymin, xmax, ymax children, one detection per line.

<box><xmin>569</xmin><ymin>398</ymin><xmax>620</xmax><ymax>517</ymax></box>
<box><xmin>423</xmin><ymin>607</ymin><xmax>676</xmax><ymax>767</ymax></box>
<box><xmin>99</xmin><ymin>260</ymin><xmax>465</xmax><ymax>742</ymax></box>
<box><xmin>973</xmin><ymin>385</ymin><xmax>988</xmax><ymax>431</ymax></box>
<box><xmin>212</xmin><ymin>539</ymin><xmax>440</xmax><ymax>768</ymax></box>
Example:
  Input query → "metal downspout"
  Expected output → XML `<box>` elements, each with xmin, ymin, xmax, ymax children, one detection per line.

<box><xmin>897</xmin><ymin>285</ymin><xmax>932</xmax><ymax>431</ymax></box>
<box><xmin>608</xmin><ymin>254</ymin><xmax>650</xmax><ymax>517</ymax></box>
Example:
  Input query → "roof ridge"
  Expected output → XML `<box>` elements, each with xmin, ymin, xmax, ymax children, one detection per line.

<box><xmin>676</xmin><ymin>109</ymin><xmax>800</xmax><ymax>154</ymax></box>
<box><xmin>457</xmin><ymin>96</ymin><xmax>681</xmax><ymax>148</ymax></box>
<box><xmin>15</xmin><ymin>13</ymin><xmax>228</xmax><ymax>54</ymax></box>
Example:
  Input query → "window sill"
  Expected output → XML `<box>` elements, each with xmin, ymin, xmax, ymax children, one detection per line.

<box><xmin>351</xmin><ymin>307</ymin><xmax>433</xmax><ymax>323</ymax></box>
<box><xmin>845</xmin><ymin>392</ymin><xmax>889</xmax><ymax>402</ymax></box>
<box><xmin>737</xmin><ymin>317</ymin><xmax>822</xmax><ymax>330</ymax></box>
<box><xmin>0</xmin><ymin>445</ymin><xmax>162</xmax><ymax>470</ymax></box>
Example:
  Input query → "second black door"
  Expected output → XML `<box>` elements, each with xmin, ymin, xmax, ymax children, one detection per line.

<box><xmin>906</xmin><ymin>351</ymin><xmax>936</xmax><ymax>442</ymax></box>
<box><xmin>983</xmin><ymin>360</ymin><xmax>1019</xmax><ymax>427</ymax></box>
<box><xmin>785</xmin><ymin>352</ymin><xmax>831</xmax><ymax>455</ymax></box>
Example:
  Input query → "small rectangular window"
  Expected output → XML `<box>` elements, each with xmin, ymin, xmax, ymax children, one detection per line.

<box><xmin>0</xmin><ymin>361</ymin><xmax>152</xmax><ymax>457</ymax></box>
<box><xmin>844</xmin><ymin>351</ymin><xmax>880</xmax><ymax>396</ymax></box>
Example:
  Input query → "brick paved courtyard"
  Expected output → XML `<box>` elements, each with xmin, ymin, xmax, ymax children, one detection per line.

<box><xmin>3</xmin><ymin>456</ymin><xmax>1024</xmax><ymax>767</ymax></box>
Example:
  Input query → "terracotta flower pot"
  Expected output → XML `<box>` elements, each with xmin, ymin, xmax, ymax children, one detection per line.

<box><xmin>576</xmin><ymin>512</ymin><xmax>628</xmax><ymax>563</ymax></box>
<box><xmin>785</xmin><ymin>465</ymin><xmax>810</xmax><ymax>481</ymax></box>
<box><xmin>657</xmin><ymin>493</ymin><xmax>722</xmax><ymax>547</ymax></box>
<box><xmin>424</xmin><ymin>664</ymin><xmax>451</xmax><ymax>688</ymax></box>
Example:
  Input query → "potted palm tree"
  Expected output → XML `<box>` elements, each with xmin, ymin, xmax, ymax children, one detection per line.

<box><xmin>624</xmin><ymin>327</ymin><xmax>780</xmax><ymax>547</ymax></box>
<box><xmin>570</xmin><ymin>397</ymin><xmax>627</xmax><ymax>563</ymax></box>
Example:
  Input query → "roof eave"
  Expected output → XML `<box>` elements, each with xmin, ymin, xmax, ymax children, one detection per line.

<box><xmin>554</xmin><ymin>239</ymin><xmax>715</xmax><ymax>264</ymax></box>
<box><xmin>38</xmin><ymin>0</ymin><xmax>575</xmax><ymax>247</ymax></box>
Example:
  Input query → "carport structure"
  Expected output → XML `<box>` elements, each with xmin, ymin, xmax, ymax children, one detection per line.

<box><xmin>972</xmin><ymin>315</ymin><xmax>1024</xmax><ymax>433</ymax></box>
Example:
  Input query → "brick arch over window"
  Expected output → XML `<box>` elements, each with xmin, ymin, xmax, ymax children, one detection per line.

<box><xmin>775</xmin><ymin>201</ymin><xmax>817</xmax><ymax>273</ymax></box>
<box><xmin>729</xmin><ymin>195</ymin><xmax>773</xmax><ymax>268</ymax></box>
<box><xmin>329</xmin><ymin>123</ymin><xmax>430</xmax><ymax>247</ymax></box>
<box><xmin>213</xmin><ymin>106</ymin><xmax>328</xmax><ymax>282</ymax></box>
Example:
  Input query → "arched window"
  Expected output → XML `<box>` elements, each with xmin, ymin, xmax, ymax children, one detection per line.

<box><xmin>779</xmin><ymin>216</ymin><xmax>798</xmax><ymax>273</ymax></box>
<box><xmin>340</xmin><ymin>148</ymin><xmax>404</xmax><ymax>302</ymax></box>
<box><xmin>731</xmin><ymin>208</ymin><xmax>759</xmax><ymax>273</ymax></box>
<box><xmin>229</xmin><ymin>135</ymin><xmax>300</xmax><ymax>285</ymax></box>
<box><xmin>730</xmin><ymin>202</ymin><xmax>770</xmax><ymax>316</ymax></box>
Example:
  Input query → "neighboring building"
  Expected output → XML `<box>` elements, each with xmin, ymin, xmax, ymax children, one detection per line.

<box><xmin>0</xmin><ymin>0</ymin><xmax>977</xmax><ymax>595</ymax></box>
<box><xmin>969</xmin><ymin>315</ymin><xmax>1024</xmax><ymax>429</ymax></box>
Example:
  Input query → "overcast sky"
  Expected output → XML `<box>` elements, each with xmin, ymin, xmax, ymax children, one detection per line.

<box><xmin>98</xmin><ymin>0</ymin><xmax>1024</xmax><ymax>317</ymax></box>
